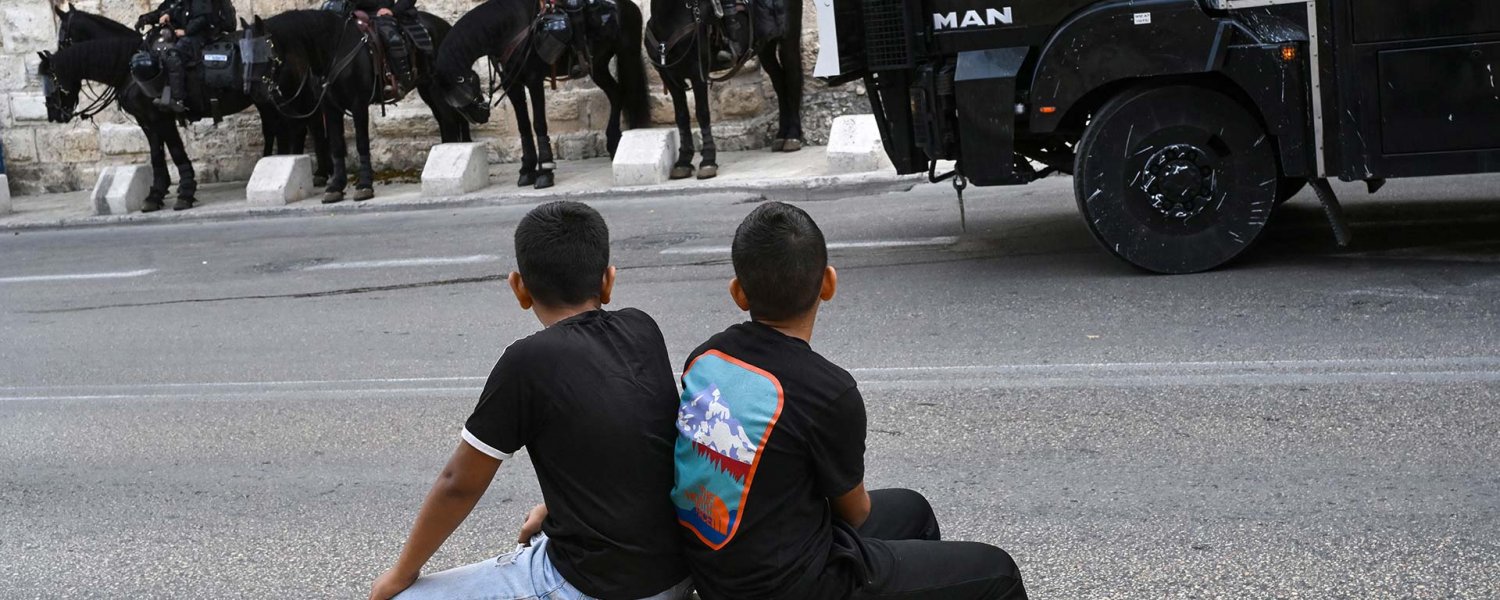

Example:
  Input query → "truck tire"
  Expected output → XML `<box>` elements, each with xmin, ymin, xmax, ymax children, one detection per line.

<box><xmin>1074</xmin><ymin>85</ymin><xmax>1277</xmax><ymax>274</ymax></box>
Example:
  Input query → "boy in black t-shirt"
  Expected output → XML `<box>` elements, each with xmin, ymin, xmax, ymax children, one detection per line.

<box><xmin>671</xmin><ymin>202</ymin><xmax>1027</xmax><ymax>600</ymax></box>
<box><xmin>371</xmin><ymin>202</ymin><xmax>690</xmax><ymax>600</ymax></box>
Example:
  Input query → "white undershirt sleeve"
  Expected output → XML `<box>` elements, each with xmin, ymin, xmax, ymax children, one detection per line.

<box><xmin>461</xmin><ymin>427</ymin><xmax>513</xmax><ymax>460</ymax></box>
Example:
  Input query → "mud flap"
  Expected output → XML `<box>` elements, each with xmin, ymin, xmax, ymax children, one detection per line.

<box><xmin>955</xmin><ymin>48</ymin><xmax>1029</xmax><ymax>186</ymax></box>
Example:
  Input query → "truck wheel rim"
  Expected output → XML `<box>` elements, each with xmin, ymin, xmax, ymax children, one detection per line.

<box><xmin>1140</xmin><ymin>143</ymin><xmax>1216</xmax><ymax>222</ymax></box>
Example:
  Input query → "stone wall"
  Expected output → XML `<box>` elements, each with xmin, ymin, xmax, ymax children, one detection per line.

<box><xmin>0</xmin><ymin>0</ymin><xmax>868</xmax><ymax>196</ymax></box>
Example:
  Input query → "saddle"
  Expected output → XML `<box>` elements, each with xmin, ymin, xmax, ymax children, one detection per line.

<box><xmin>351</xmin><ymin>11</ymin><xmax>404</xmax><ymax>103</ymax></box>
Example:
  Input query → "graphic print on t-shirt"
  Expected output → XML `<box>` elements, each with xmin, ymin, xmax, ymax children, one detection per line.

<box><xmin>671</xmin><ymin>350</ymin><xmax>784</xmax><ymax>550</ymax></box>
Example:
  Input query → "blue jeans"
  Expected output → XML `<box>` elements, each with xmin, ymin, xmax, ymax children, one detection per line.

<box><xmin>394</xmin><ymin>534</ymin><xmax>693</xmax><ymax>600</ymax></box>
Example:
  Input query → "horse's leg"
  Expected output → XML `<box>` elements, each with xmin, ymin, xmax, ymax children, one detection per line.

<box><xmin>323</xmin><ymin>105</ymin><xmax>348</xmax><ymax>204</ymax></box>
<box><xmin>138</xmin><ymin>119</ymin><xmax>170</xmax><ymax>213</ymax></box>
<box><xmin>351</xmin><ymin>103</ymin><xmax>376</xmax><ymax>201</ymax></box>
<box><xmin>289</xmin><ymin>119</ymin><xmax>306</xmax><ymax>155</ymax></box>
<box><xmin>777</xmin><ymin>30</ymin><xmax>805</xmax><ymax>150</ymax></box>
<box><xmin>138</xmin><ymin>120</ymin><xmax>170</xmax><ymax>211</ymax></box>
<box><xmin>691</xmin><ymin>76</ymin><xmax>718</xmax><ymax>179</ymax></box>
<box><xmin>508</xmin><ymin>80</ymin><xmax>538</xmax><ymax>187</ymax></box>
<box><xmin>419</xmin><ymin>86</ymin><xmax>458</xmax><ymax>144</ymax></box>
<box><xmin>309</xmin><ymin>115</ymin><xmax>331</xmax><ymax>188</ymax></box>
<box><xmin>162</xmin><ymin>124</ymin><xmax>197</xmax><ymax>210</ymax></box>
<box><xmin>667</xmin><ymin>77</ymin><xmax>695</xmax><ymax>180</ymax></box>
<box><xmin>262</xmin><ymin>110</ymin><xmax>280</xmax><ymax>156</ymax></box>
<box><xmin>527</xmin><ymin>74</ymin><xmax>555</xmax><ymax>190</ymax></box>
<box><xmin>757</xmin><ymin>43</ymin><xmax>789</xmax><ymax>152</ymax></box>
<box><xmin>592</xmin><ymin>52</ymin><xmax>624</xmax><ymax>157</ymax></box>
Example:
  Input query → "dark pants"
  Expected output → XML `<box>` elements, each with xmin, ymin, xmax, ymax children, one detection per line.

<box><xmin>848</xmin><ymin>489</ymin><xmax>1027</xmax><ymax>600</ymax></box>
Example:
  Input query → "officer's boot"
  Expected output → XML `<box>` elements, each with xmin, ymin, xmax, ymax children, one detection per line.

<box><xmin>159</xmin><ymin>51</ymin><xmax>189</xmax><ymax>113</ymax></box>
<box><xmin>380</xmin><ymin>19</ymin><xmax>411</xmax><ymax>94</ymax></box>
<box><xmin>719</xmin><ymin>0</ymin><xmax>749</xmax><ymax>64</ymax></box>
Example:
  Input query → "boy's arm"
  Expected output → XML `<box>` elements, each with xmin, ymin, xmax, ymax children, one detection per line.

<box><xmin>370</xmin><ymin>441</ymin><xmax>503</xmax><ymax>600</ymax></box>
<box><xmin>831</xmin><ymin>482</ymin><xmax>872</xmax><ymax>528</ymax></box>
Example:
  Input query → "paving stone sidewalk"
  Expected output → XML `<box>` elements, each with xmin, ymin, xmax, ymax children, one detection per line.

<box><xmin>0</xmin><ymin>147</ymin><xmax>921</xmax><ymax>230</ymax></box>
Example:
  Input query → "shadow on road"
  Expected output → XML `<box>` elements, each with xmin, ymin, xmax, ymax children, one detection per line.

<box><xmin>1253</xmin><ymin>196</ymin><xmax>1500</xmax><ymax>265</ymax></box>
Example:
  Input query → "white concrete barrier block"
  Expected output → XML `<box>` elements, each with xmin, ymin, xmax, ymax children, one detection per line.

<box><xmin>90</xmin><ymin>166</ymin><xmax>119</xmax><ymax>215</ymax></box>
<box><xmin>246</xmin><ymin>155</ymin><xmax>314</xmax><ymax>206</ymax></box>
<box><xmin>0</xmin><ymin>174</ymin><xmax>11</xmax><ymax>216</ymax></box>
<box><xmin>422</xmin><ymin>143</ymin><xmax>490</xmax><ymax>196</ymax></box>
<box><xmin>612</xmin><ymin>129</ymin><xmax>678</xmax><ymax>187</ymax></box>
<box><xmin>826</xmin><ymin>114</ymin><xmax>893</xmax><ymax>175</ymax></box>
<box><xmin>104</xmin><ymin>165</ymin><xmax>150</xmax><ymax>215</ymax></box>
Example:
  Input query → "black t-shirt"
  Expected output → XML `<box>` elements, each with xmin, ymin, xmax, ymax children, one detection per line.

<box><xmin>464</xmin><ymin>308</ymin><xmax>688</xmax><ymax>599</ymax></box>
<box><xmin>670</xmin><ymin>321</ymin><xmax>868</xmax><ymax>600</ymax></box>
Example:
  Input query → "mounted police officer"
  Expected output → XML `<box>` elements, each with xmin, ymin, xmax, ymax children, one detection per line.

<box><xmin>136</xmin><ymin>0</ymin><xmax>235</xmax><ymax>113</ymax></box>
<box><xmin>343</xmin><ymin>0</ymin><xmax>416</xmax><ymax>97</ymax></box>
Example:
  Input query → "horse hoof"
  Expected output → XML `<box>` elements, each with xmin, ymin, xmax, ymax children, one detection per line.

<box><xmin>782</xmin><ymin>139</ymin><xmax>803</xmax><ymax>153</ymax></box>
<box><xmin>770</xmin><ymin>139</ymin><xmax>786</xmax><ymax>152</ymax></box>
<box><xmin>670</xmin><ymin>166</ymin><xmax>695</xmax><ymax>180</ymax></box>
<box><xmin>353</xmin><ymin>188</ymin><xmax>375</xmax><ymax>202</ymax></box>
<box><xmin>314</xmin><ymin>176</ymin><xmax>328</xmax><ymax>188</ymax></box>
<box><xmin>697</xmin><ymin>165</ymin><xmax>719</xmax><ymax>180</ymax></box>
<box><xmin>172</xmin><ymin>197</ymin><xmax>197</xmax><ymax>211</ymax></box>
<box><xmin>141</xmin><ymin>199</ymin><xmax>165</xmax><ymax>213</ymax></box>
<box><xmin>322</xmin><ymin>192</ymin><xmax>345</xmax><ymax>204</ymax></box>
<box><xmin>534</xmin><ymin>172</ymin><xmax>555</xmax><ymax>190</ymax></box>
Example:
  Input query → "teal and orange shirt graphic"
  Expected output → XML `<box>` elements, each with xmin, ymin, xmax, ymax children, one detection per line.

<box><xmin>671</xmin><ymin>350</ymin><xmax>784</xmax><ymax>550</ymax></box>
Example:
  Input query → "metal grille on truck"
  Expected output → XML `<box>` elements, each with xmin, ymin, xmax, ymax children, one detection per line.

<box><xmin>861</xmin><ymin>0</ymin><xmax>912</xmax><ymax>70</ymax></box>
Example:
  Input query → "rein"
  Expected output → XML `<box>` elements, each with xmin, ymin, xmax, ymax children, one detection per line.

<box><xmin>261</xmin><ymin>17</ymin><xmax>365</xmax><ymax>120</ymax></box>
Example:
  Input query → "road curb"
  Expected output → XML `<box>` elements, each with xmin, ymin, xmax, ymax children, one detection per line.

<box><xmin>0</xmin><ymin>172</ymin><xmax>923</xmax><ymax>232</ymax></box>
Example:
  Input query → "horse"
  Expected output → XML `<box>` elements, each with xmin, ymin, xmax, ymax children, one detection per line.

<box><xmin>51</xmin><ymin>4</ymin><xmax>323</xmax><ymax>180</ymax></box>
<box><xmin>38</xmin><ymin>35</ymin><xmax>278</xmax><ymax>211</ymax></box>
<box><xmin>244</xmin><ymin>8</ymin><xmax>476</xmax><ymax>203</ymax></box>
<box><xmin>431</xmin><ymin>0</ymin><xmax>649</xmax><ymax>189</ymax></box>
<box><xmin>54</xmin><ymin>3</ymin><xmax>136</xmax><ymax>48</ymax></box>
<box><xmin>646</xmin><ymin>0</ymin><xmax>805</xmax><ymax>180</ymax></box>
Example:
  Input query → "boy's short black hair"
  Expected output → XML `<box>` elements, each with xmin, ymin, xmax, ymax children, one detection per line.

<box><xmin>515</xmin><ymin>201</ymin><xmax>610</xmax><ymax>306</ymax></box>
<box><xmin>731</xmin><ymin>202</ymin><xmax>828</xmax><ymax>321</ymax></box>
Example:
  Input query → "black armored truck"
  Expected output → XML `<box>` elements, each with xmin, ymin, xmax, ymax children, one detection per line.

<box><xmin>815</xmin><ymin>0</ymin><xmax>1500</xmax><ymax>273</ymax></box>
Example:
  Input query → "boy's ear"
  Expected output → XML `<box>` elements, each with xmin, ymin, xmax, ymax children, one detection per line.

<box><xmin>508</xmin><ymin>271</ymin><xmax>533</xmax><ymax>310</ymax></box>
<box><xmin>728</xmin><ymin>277</ymin><xmax>751</xmax><ymax>312</ymax></box>
<box><xmin>599</xmin><ymin>266</ymin><xmax>617</xmax><ymax>305</ymax></box>
<box><xmin>820</xmin><ymin>266</ymin><xmax>838</xmax><ymax>302</ymax></box>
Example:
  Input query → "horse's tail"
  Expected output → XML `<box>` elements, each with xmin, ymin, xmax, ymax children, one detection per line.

<box><xmin>617</xmin><ymin>0</ymin><xmax>650</xmax><ymax>130</ymax></box>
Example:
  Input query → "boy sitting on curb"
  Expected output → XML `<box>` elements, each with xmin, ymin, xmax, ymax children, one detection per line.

<box><xmin>671</xmin><ymin>201</ymin><xmax>1028</xmax><ymax>600</ymax></box>
<box><xmin>371</xmin><ymin>201</ymin><xmax>690</xmax><ymax>600</ymax></box>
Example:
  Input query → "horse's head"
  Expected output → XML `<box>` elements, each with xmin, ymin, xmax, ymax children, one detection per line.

<box><xmin>239</xmin><ymin>16</ymin><xmax>276</xmax><ymax>101</ymax></box>
<box><xmin>55</xmin><ymin>4</ymin><xmax>74</xmax><ymax>49</ymax></box>
<box><xmin>37</xmin><ymin>51</ymin><xmax>78</xmax><ymax>123</ymax></box>
<box><xmin>437</xmin><ymin>64</ymin><xmax>490</xmax><ymax>125</ymax></box>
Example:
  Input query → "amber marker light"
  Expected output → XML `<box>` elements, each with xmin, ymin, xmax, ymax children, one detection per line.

<box><xmin>1281</xmin><ymin>45</ymin><xmax>1299</xmax><ymax>62</ymax></box>
<box><xmin>1039</xmin><ymin>106</ymin><xmax>1058</xmax><ymax>114</ymax></box>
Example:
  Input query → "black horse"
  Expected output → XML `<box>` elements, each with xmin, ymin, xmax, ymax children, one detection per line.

<box><xmin>38</xmin><ymin>37</ymin><xmax>275</xmax><ymax>211</ymax></box>
<box><xmin>646</xmin><ymin>0</ymin><xmax>805</xmax><ymax>180</ymax></box>
<box><xmin>55</xmin><ymin>3</ymin><xmax>136</xmax><ymax>48</ymax></box>
<box><xmin>244</xmin><ymin>9</ymin><xmax>476</xmax><ymax>203</ymax></box>
<box><xmin>52</xmin><ymin>5</ymin><xmax>321</xmax><ymax>177</ymax></box>
<box><xmin>432</xmin><ymin>0</ymin><xmax>649</xmax><ymax>189</ymax></box>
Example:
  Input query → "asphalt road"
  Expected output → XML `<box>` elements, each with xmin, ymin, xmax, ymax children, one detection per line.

<box><xmin>1</xmin><ymin>175</ymin><xmax>1497</xmax><ymax>598</ymax></box>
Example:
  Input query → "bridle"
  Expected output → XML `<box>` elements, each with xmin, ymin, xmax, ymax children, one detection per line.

<box><xmin>57</xmin><ymin>10</ymin><xmax>76</xmax><ymax>49</ymax></box>
<box><xmin>41</xmin><ymin>60</ymin><xmax>118</xmax><ymax>122</ymax></box>
<box><xmin>52</xmin><ymin>14</ymin><xmax>122</xmax><ymax>120</ymax></box>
